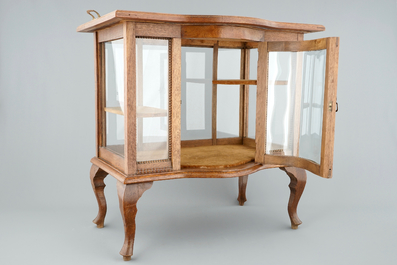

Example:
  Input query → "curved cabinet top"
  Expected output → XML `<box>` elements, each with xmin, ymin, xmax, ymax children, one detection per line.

<box><xmin>77</xmin><ymin>10</ymin><xmax>325</xmax><ymax>34</ymax></box>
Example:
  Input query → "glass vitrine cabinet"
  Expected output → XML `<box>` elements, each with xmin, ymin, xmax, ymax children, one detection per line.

<box><xmin>78</xmin><ymin>10</ymin><xmax>339</xmax><ymax>260</ymax></box>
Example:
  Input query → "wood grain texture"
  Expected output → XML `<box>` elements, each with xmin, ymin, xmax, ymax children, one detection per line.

<box><xmin>99</xmin><ymin>146</ymin><xmax>124</xmax><ymax>171</ymax></box>
<box><xmin>213</xmin><ymin>79</ymin><xmax>257</xmax><ymax>85</ymax></box>
<box><xmin>97</xmin><ymin>23</ymin><xmax>123</xmax><ymax>42</ymax></box>
<box><xmin>237</xmin><ymin>175</ymin><xmax>248</xmax><ymax>206</ymax></box>
<box><xmin>123</xmin><ymin>22</ymin><xmax>137</xmax><ymax>176</ymax></box>
<box><xmin>254</xmin><ymin>42</ymin><xmax>268</xmax><ymax>163</ymax></box>
<box><xmin>268</xmin><ymin>38</ymin><xmax>327</xmax><ymax>52</ymax></box>
<box><xmin>280</xmin><ymin>167</ymin><xmax>307</xmax><ymax>229</ymax></box>
<box><xmin>264</xmin><ymin>154</ymin><xmax>320</xmax><ymax>176</ymax></box>
<box><xmin>77</xmin><ymin>10</ymin><xmax>325</xmax><ymax>33</ymax></box>
<box><xmin>94</xmin><ymin>33</ymin><xmax>100</xmax><ymax>157</ymax></box>
<box><xmin>117</xmin><ymin>181</ymin><xmax>153</xmax><ymax>260</ymax></box>
<box><xmin>181</xmin><ymin>139</ymin><xmax>213</xmax><ymax>148</ymax></box>
<box><xmin>320</xmin><ymin>37</ymin><xmax>339</xmax><ymax>178</ymax></box>
<box><xmin>242</xmin><ymin>48</ymin><xmax>250</xmax><ymax>138</ymax></box>
<box><xmin>171</xmin><ymin>38</ymin><xmax>182</xmax><ymax>170</ymax></box>
<box><xmin>181</xmin><ymin>25</ymin><xmax>264</xmax><ymax>42</ymax></box>
<box><xmin>90</xmin><ymin>164</ymin><xmax>108</xmax><ymax>228</ymax></box>
<box><xmin>136</xmin><ymin>23</ymin><xmax>181</xmax><ymax>38</ymax></box>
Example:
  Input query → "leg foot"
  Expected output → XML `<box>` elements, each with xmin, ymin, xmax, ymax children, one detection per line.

<box><xmin>280</xmin><ymin>167</ymin><xmax>307</xmax><ymax>229</ymax></box>
<box><xmin>90</xmin><ymin>164</ymin><xmax>108</xmax><ymax>228</ymax></box>
<box><xmin>237</xmin><ymin>175</ymin><xmax>248</xmax><ymax>206</ymax></box>
<box><xmin>117</xmin><ymin>181</ymin><xmax>153</xmax><ymax>259</ymax></box>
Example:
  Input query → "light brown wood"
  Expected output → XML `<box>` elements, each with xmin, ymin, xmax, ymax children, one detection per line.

<box><xmin>136</xmin><ymin>23</ymin><xmax>181</xmax><ymax>38</ymax></box>
<box><xmin>90</xmin><ymin>164</ymin><xmax>108</xmax><ymax>228</ymax></box>
<box><xmin>137</xmin><ymin>161</ymin><xmax>171</xmax><ymax>170</ymax></box>
<box><xmin>268</xmin><ymin>38</ymin><xmax>327</xmax><ymax>52</ymax></box>
<box><xmin>242</xmin><ymin>48</ymin><xmax>250</xmax><ymax>138</ymax></box>
<box><xmin>117</xmin><ymin>181</ymin><xmax>153</xmax><ymax>260</ymax></box>
<box><xmin>243</xmin><ymin>137</ymin><xmax>256</xmax><ymax>148</ymax></box>
<box><xmin>77</xmin><ymin>10</ymin><xmax>325</xmax><ymax>33</ymax></box>
<box><xmin>212</xmin><ymin>42</ymin><xmax>219</xmax><ymax>145</ymax></box>
<box><xmin>237</xmin><ymin>175</ymin><xmax>248</xmax><ymax>206</ymax></box>
<box><xmin>99</xmin><ymin>146</ymin><xmax>124</xmax><ymax>171</ymax></box>
<box><xmin>181</xmin><ymin>25</ymin><xmax>264</xmax><ymax>42</ymax></box>
<box><xmin>213</xmin><ymin>79</ymin><xmax>257</xmax><ymax>85</ymax></box>
<box><xmin>254</xmin><ymin>42</ymin><xmax>268</xmax><ymax>163</ymax></box>
<box><xmin>94</xmin><ymin>33</ymin><xmax>100</xmax><ymax>157</ymax></box>
<box><xmin>292</xmin><ymin>52</ymin><xmax>303</xmax><ymax>156</ymax></box>
<box><xmin>91</xmin><ymin>157</ymin><xmax>126</xmax><ymax>184</ymax></box>
<box><xmin>123</xmin><ymin>21</ymin><xmax>137</xmax><ymax>176</ymax></box>
<box><xmin>181</xmin><ymin>139</ymin><xmax>213</xmax><ymax>148</ymax></box>
<box><xmin>97</xmin><ymin>23</ymin><xmax>123</xmax><ymax>42</ymax></box>
<box><xmin>181</xmin><ymin>39</ymin><xmax>247</xmax><ymax>48</ymax></box>
<box><xmin>280</xmin><ymin>167</ymin><xmax>307</xmax><ymax>229</ymax></box>
<box><xmin>216</xmin><ymin>137</ymin><xmax>243</xmax><ymax>145</ymax></box>
<box><xmin>320</xmin><ymin>37</ymin><xmax>339</xmax><ymax>178</ymax></box>
<box><xmin>104</xmin><ymin>106</ymin><xmax>168</xmax><ymax>117</ymax></box>
<box><xmin>181</xmin><ymin>145</ymin><xmax>255</xmax><ymax>169</ymax></box>
<box><xmin>171</xmin><ymin>38</ymin><xmax>182</xmax><ymax>170</ymax></box>
<box><xmin>264</xmin><ymin>154</ymin><xmax>320</xmax><ymax>176</ymax></box>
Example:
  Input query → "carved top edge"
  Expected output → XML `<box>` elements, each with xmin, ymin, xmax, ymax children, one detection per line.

<box><xmin>77</xmin><ymin>10</ymin><xmax>325</xmax><ymax>33</ymax></box>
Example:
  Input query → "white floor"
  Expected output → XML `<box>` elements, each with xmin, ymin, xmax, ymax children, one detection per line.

<box><xmin>1</xmin><ymin>177</ymin><xmax>396</xmax><ymax>265</ymax></box>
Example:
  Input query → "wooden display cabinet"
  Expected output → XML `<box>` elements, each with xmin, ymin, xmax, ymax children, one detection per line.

<box><xmin>77</xmin><ymin>10</ymin><xmax>339</xmax><ymax>260</ymax></box>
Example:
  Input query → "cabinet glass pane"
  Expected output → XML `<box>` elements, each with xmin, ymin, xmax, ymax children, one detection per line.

<box><xmin>181</xmin><ymin>47</ymin><xmax>213</xmax><ymax>140</ymax></box>
<box><xmin>217</xmin><ymin>48</ymin><xmax>241</xmax><ymax>79</ymax></box>
<box><xmin>136</xmin><ymin>38</ymin><xmax>169</xmax><ymax>162</ymax></box>
<box><xmin>266</xmin><ymin>50</ymin><xmax>326</xmax><ymax>164</ymax></box>
<box><xmin>217</xmin><ymin>85</ymin><xmax>239</xmax><ymax>138</ymax></box>
<box><xmin>247</xmin><ymin>85</ymin><xmax>257</xmax><ymax>139</ymax></box>
<box><xmin>104</xmin><ymin>39</ymin><xmax>125</xmax><ymax>156</ymax></box>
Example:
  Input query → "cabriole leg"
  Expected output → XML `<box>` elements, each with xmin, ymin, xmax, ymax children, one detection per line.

<box><xmin>117</xmin><ymin>181</ymin><xmax>153</xmax><ymax>261</ymax></box>
<box><xmin>237</xmin><ymin>175</ymin><xmax>249</xmax><ymax>206</ymax></box>
<box><xmin>90</xmin><ymin>164</ymin><xmax>108</xmax><ymax>228</ymax></box>
<box><xmin>280</xmin><ymin>167</ymin><xmax>307</xmax><ymax>229</ymax></box>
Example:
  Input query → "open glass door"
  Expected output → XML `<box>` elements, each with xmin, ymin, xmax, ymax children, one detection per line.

<box><xmin>257</xmin><ymin>38</ymin><xmax>339</xmax><ymax>178</ymax></box>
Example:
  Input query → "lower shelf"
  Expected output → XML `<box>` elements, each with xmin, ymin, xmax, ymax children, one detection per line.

<box><xmin>181</xmin><ymin>144</ymin><xmax>255</xmax><ymax>169</ymax></box>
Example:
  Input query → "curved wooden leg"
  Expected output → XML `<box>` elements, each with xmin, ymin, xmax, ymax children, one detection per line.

<box><xmin>117</xmin><ymin>181</ymin><xmax>153</xmax><ymax>261</ymax></box>
<box><xmin>280</xmin><ymin>167</ymin><xmax>307</xmax><ymax>229</ymax></box>
<box><xmin>237</xmin><ymin>175</ymin><xmax>248</xmax><ymax>206</ymax></box>
<box><xmin>90</xmin><ymin>164</ymin><xmax>108</xmax><ymax>228</ymax></box>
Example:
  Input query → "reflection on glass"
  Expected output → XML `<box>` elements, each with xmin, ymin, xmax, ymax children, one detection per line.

<box><xmin>104</xmin><ymin>39</ymin><xmax>125</xmax><ymax>156</ymax></box>
<box><xmin>247</xmin><ymin>85</ymin><xmax>257</xmax><ymax>139</ymax></box>
<box><xmin>217</xmin><ymin>85</ymin><xmax>240</xmax><ymax>138</ymax></box>
<box><xmin>136</xmin><ymin>38</ymin><xmax>169</xmax><ymax>162</ymax></box>
<box><xmin>266</xmin><ymin>50</ymin><xmax>326</xmax><ymax>164</ymax></box>
<box><xmin>249</xmin><ymin>48</ymin><xmax>258</xmax><ymax>80</ymax></box>
<box><xmin>181</xmin><ymin>47</ymin><xmax>213</xmax><ymax>140</ymax></box>
<box><xmin>217</xmin><ymin>48</ymin><xmax>241</xmax><ymax>79</ymax></box>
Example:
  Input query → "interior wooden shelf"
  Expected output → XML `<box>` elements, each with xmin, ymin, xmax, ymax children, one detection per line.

<box><xmin>213</xmin><ymin>79</ymin><xmax>257</xmax><ymax>85</ymax></box>
<box><xmin>104</xmin><ymin>106</ymin><xmax>168</xmax><ymax>118</ymax></box>
<box><xmin>181</xmin><ymin>144</ymin><xmax>255</xmax><ymax>169</ymax></box>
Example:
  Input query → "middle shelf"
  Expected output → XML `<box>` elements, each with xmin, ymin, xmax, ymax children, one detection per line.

<box><xmin>104</xmin><ymin>106</ymin><xmax>168</xmax><ymax>117</ymax></box>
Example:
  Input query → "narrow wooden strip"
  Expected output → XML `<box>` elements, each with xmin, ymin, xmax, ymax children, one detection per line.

<box><xmin>94</xmin><ymin>33</ymin><xmax>100</xmax><ymax>157</ymax></box>
<box><xmin>292</xmin><ymin>52</ymin><xmax>303</xmax><ymax>156</ymax></box>
<box><xmin>181</xmin><ymin>139</ymin><xmax>213</xmax><ymax>148</ymax></box>
<box><xmin>181</xmin><ymin>25</ymin><xmax>264</xmax><ymax>42</ymax></box>
<box><xmin>320</xmin><ymin>37</ymin><xmax>339</xmax><ymax>178</ymax></box>
<box><xmin>243</xmin><ymin>48</ymin><xmax>250</xmax><ymax>138</ymax></box>
<box><xmin>137</xmin><ymin>161</ymin><xmax>172</xmax><ymax>170</ymax></box>
<box><xmin>123</xmin><ymin>22</ymin><xmax>137</xmax><ymax>176</ymax></box>
<box><xmin>212</xmin><ymin>42</ymin><xmax>219</xmax><ymax>145</ymax></box>
<box><xmin>212</xmin><ymin>79</ymin><xmax>257</xmax><ymax>85</ymax></box>
<box><xmin>181</xmin><ymin>39</ymin><xmax>246</xmax><ymax>48</ymax></box>
<box><xmin>136</xmin><ymin>23</ymin><xmax>181</xmax><ymax>38</ymax></box>
<box><xmin>264</xmin><ymin>154</ymin><xmax>320</xmax><ymax>176</ymax></box>
<box><xmin>98</xmin><ymin>23</ymin><xmax>123</xmax><ymax>42</ymax></box>
<box><xmin>264</xmin><ymin>31</ymin><xmax>300</xmax><ymax>42</ymax></box>
<box><xmin>171</xmin><ymin>38</ymin><xmax>182</xmax><ymax>170</ymax></box>
<box><xmin>243</xmin><ymin>137</ymin><xmax>256</xmax><ymax>148</ymax></box>
<box><xmin>216</xmin><ymin>137</ymin><xmax>243</xmax><ymax>145</ymax></box>
<box><xmin>255</xmin><ymin>42</ymin><xmax>268</xmax><ymax>163</ymax></box>
<box><xmin>268</xmin><ymin>38</ymin><xmax>327</xmax><ymax>52</ymax></box>
<box><xmin>239</xmin><ymin>48</ymin><xmax>245</xmax><ymax>138</ymax></box>
<box><xmin>99</xmin><ymin>147</ymin><xmax>124</xmax><ymax>172</ymax></box>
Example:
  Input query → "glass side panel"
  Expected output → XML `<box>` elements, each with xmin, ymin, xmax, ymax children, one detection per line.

<box><xmin>249</xmin><ymin>48</ymin><xmax>258</xmax><ymax>80</ymax></box>
<box><xmin>247</xmin><ymin>85</ymin><xmax>257</xmax><ymax>139</ymax></box>
<box><xmin>136</xmin><ymin>38</ymin><xmax>169</xmax><ymax>162</ymax></box>
<box><xmin>266</xmin><ymin>50</ymin><xmax>326</xmax><ymax>164</ymax></box>
<box><xmin>104</xmin><ymin>39</ymin><xmax>125</xmax><ymax>156</ymax></box>
<box><xmin>217</xmin><ymin>48</ymin><xmax>241</xmax><ymax>79</ymax></box>
<box><xmin>181</xmin><ymin>47</ymin><xmax>213</xmax><ymax>140</ymax></box>
<box><xmin>217</xmin><ymin>85</ymin><xmax>240</xmax><ymax>138</ymax></box>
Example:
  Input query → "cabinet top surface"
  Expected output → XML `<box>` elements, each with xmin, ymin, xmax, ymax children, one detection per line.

<box><xmin>77</xmin><ymin>10</ymin><xmax>325</xmax><ymax>33</ymax></box>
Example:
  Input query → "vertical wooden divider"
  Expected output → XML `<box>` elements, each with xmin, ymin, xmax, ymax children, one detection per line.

<box><xmin>123</xmin><ymin>22</ymin><xmax>137</xmax><ymax>176</ymax></box>
<box><xmin>171</xmin><ymin>38</ymin><xmax>182</xmax><ymax>170</ymax></box>
<box><xmin>136</xmin><ymin>38</ymin><xmax>143</xmax><ymax>153</ymax></box>
<box><xmin>242</xmin><ymin>48</ymin><xmax>250</xmax><ymax>138</ymax></box>
<box><xmin>255</xmin><ymin>42</ymin><xmax>268</xmax><ymax>164</ymax></box>
<box><xmin>212</xmin><ymin>42</ymin><xmax>219</xmax><ymax>145</ymax></box>
<box><xmin>320</xmin><ymin>37</ymin><xmax>339</xmax><ymax>178</ymax></box>
<box><xmin>292</xmin><ymin>52</ymin><xmax>303</xmax><ymax>156</ymax></box>
<box><xmin>94</xmin><ymin>32</ymin><xmax>101</xmax><ymax>157</ymax></box>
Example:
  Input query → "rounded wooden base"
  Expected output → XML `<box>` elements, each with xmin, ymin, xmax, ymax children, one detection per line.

<box><xmin>123</xmin><ymin>256</ymin><xmax>131</xmax><ymax>261</ymax></box>
<box><xmin>291</xmin><ymin>224</ymin><xmax>299</xmax><ymax>230</ymax></box>
<box><xmin>96</xmin><ymin>224</ymin><xmax>104</xmax><ymax>228</ymax></box>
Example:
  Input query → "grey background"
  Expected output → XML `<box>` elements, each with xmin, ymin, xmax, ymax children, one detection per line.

<box><xmin>1</xmin><ymin>0</ymin><xmax>396</xmax><ymax>264</ymax></box>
